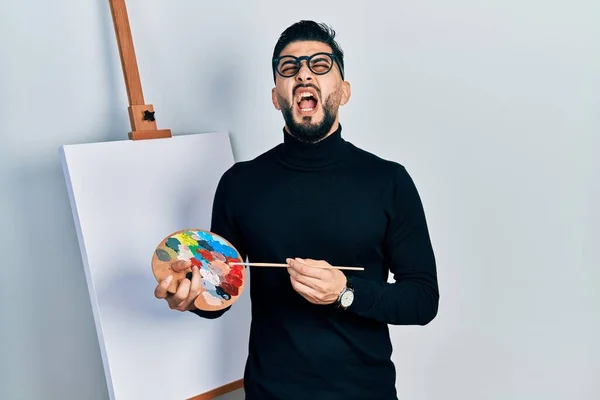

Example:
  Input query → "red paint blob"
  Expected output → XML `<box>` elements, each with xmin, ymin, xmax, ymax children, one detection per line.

<box><xmin>225</xmin><ymin>273</ymin><xmax>243</xmax><ymax>288</ymax></box>
<box><xmin>229</xmin><ymin>267</ymin><xmax>243</xmax><ymax>280</ymax></box>
<box><xmin>220</xmin><ymin>282</ymin><xmax>239</xmax><ymax>297</ymax></box>
<box><xmin>190</xmin><ymin>258</ymin><xmax>202</xmax><ymax>267</ymax></box>
<box><xmin>198</xmin><ymin>249</ymin><xmax>213</xmax><ymax>261</ymax></box>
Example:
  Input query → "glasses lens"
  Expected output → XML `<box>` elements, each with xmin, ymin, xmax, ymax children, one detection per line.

<box><xmin>277</xmin><ymin>56</ymin><xmax>299</xmax><ymax>77</ymax></box>
<box><xmin>309</xmin><ymin>54</ymin><xmax>333</xmax><ymax>75</ymax></box>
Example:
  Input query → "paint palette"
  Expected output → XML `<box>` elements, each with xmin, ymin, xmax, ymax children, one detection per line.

<box><xmin>151</xmin><ymin>228</ymin><xmax>247</xmax><ymax>311</ymax></box>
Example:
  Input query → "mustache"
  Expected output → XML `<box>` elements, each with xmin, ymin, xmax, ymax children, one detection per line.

<box><xmin>293</xmin><ymin>84</ymin><xmax>321</xmax><ymax>98</ymax></box>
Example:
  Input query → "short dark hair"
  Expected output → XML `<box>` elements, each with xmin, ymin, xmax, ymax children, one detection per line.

<box><xmin>271</xmin><ymin>20</ymin><xmax>345</xmax><ymax>81</ymax></box>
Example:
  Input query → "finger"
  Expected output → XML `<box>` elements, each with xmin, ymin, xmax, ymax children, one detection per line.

<box><xmin>187</xmin><ymin>266</ymin><xmax>202</xmax><ymax>302</ymax></box>
<box><xmin>169</xmin><ymin>278</ymin><xmax>191</xmax><ymax>309</ymax></box>
<box><xmin>303</xmin><ymin>258</ymin><xmax>331</xmax><ymax>267</ymax></box>
<box><xmin>288</xmin><ymin>269</ymin><xmax>323</xmax><ymax>291</ymax></box>
<box><xmin>154</xmin><ymin>275</ymin><xmax>173</xmax><ymax>299</ymax></box>
<box><xmin>290</xmin><ymin>275</ymin><xmax>318</xmax><ymax>298</ymax></box>
<box><xmin>286</xmin><ymin>258</ymin><xmax>327</xmax><ymax>279</ymax></box>
<box><xmin>171</xmin><ymin>259</ymin><xmax>192</xmax><ymax>273</ymax></box>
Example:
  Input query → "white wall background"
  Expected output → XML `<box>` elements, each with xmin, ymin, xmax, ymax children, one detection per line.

<box><xmin>1</xmin><ymin>1</ymin><xmax>598</xmax><ymax>399</ymax></box>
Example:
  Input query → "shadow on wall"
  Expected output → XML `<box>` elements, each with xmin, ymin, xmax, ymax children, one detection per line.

<box><xmin>7</xmin><ymin>160</ymin><xmax>111</xmax><ymax>398</ymax></box>
<box><xmin>93</xmin><ymin>258</ymin><xmax>175</xmax><ymax>321</ymax></box>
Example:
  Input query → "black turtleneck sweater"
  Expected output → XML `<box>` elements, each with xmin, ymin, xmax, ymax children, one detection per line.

<box><xmin>193</xmin><ymin>124</ymin><xmax>439</xmax><ymax>400</ymax></box>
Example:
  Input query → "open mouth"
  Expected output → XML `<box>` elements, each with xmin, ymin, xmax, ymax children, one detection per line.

<box><xmin>295</xmin><ymin>89</ymin><xmax>319</xmax><ymax>115</ymax></box>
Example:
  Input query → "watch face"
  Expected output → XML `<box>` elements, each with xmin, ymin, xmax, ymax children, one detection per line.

<box><xmin>340</xmin><ymin>290</ymin><xmax>354</xmax><ymax>308</ymax></box>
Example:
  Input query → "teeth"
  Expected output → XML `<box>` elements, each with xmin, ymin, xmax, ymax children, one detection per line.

<box><xmin>297</xmin><ymin>92</ymin><xmax>315</xmax><ymax>102</ymax></box>
<box><xmin>301</xmin><ymin>108</ymin><xmax>314</xmax><ymax>112</ymax></box>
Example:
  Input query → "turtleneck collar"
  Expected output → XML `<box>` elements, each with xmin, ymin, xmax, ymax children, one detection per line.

<box><xmin>276</xmin><ymin>123</ymin><xmax>347</xmax><ymax>170</ymax></box>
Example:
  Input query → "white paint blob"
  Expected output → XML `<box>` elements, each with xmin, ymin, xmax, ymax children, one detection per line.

<box><xmin>202</xmin><ymin>291</ymin><xmax>222</xmax><ymax>306</ymax></box>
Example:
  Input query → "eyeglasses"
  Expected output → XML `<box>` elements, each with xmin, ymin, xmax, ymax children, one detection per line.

<box><xmin>273</xmin><ymin>52</ymin><xmax>344</xmax><ymax>80</ymax></box>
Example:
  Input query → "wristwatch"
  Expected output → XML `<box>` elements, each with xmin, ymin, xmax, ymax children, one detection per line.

<box><xmin>336</xmin><ymin>276</ymin><xmax>354</xmax><ymax>309</ymax></box>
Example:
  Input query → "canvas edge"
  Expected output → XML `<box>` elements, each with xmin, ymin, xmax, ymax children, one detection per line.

<box><xmin>57</xmin><ymin>131</ymin><xmax>229</xmax><ymax>150</ymax></box>
<box><xmin>58</xmin><ymin>144</ymin><xmax>117</xmax><ymax>400</ymax></box>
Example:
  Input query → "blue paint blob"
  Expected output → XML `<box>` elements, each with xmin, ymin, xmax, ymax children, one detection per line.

<box><xmin>165</xmin><ymin>237</ymin><xmax>181</xmax><ymax>252</ymax></box>
<box><xmin>201</xmin><ymin>277</ymin><xmax>216</xmax><ymax>291</ymax></box>
<box><xmin>197</xmin><ymin>231</ymin><xmax>214</xmax><ymax>242</ymax></box>
<box><xmin>197</xmin><ymin>240</ymin><xmax>214</xmax><ymax>251</ymax></box>
<box><xmin>212</xmin><ymin>235</ymin><xmax>229</xmax><ymax>247</ymax></box>
<box><xmin>210</xmin><ymin>241</ymin><xmax>237</xmax><ymax>258</ymax></box>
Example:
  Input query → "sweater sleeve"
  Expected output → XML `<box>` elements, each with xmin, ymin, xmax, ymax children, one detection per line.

<box><xmin>190</xmin><ymin>164</ymin><xmax>249</xmax><ymax>319</ymax></box>
<box><xmin>347</xmin><ymin>165</ymin><xmax>439</xmax><ymax>325</ymax></box>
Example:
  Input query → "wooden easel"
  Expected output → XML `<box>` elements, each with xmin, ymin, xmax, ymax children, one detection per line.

<box><xmin>108</xmin><ymin>0</ymin><xmax>171</xmax><ymax>140</ymax></box>
<box><xmin>187</xmin><ymin>380</ymin><xmax>245</xmax><ymax>400</ymax></box>
<box><xmin>107</xmin><ymin>1</ymin><xmax>244</xmax><ymax>398</ymax></box>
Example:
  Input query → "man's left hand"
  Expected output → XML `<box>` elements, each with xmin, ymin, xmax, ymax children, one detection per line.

<box><xmin>286</xmin><ymin>258</ymin><xmax>347</xmax><ymax>305</ymax></box>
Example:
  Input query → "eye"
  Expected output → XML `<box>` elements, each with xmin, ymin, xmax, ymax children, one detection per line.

<box><xmin>311</xmin><ymin>62</ymin><xmax>330</xmax><ymax>72</ymax></box>
<box><xmin>309</xmin><ymin>56</ymin><xmax>332</xmax><ymax>73</ymax></box>
<box><xmin>282</xmin><ymin>66</ymin><xmax>298</xmax><ymax>73</ymax></box>
<box><xmin>278</xmin><ymin>58</ymin><xmax>299</xmax><ymax>76</ymax></box>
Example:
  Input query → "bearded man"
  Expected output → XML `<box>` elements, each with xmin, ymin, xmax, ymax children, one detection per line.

<box><xmin>155</xmin><ymin>20</ymin><xmax>440</xmax><ymax>400</ymax></box>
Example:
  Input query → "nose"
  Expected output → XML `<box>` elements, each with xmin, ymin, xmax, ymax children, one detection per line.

<box><xmin>295</xmin><ymin>60</ymin><xmax>314</xmax><ymax>82</ymax></box>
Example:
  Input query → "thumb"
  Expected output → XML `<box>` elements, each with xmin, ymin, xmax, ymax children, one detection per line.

<box><xmin>171</xmin><ymin>259</ymin><xmax>191</xmax><ymax>273</ymax></box>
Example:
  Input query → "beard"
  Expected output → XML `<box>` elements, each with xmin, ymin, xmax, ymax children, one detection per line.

<box><xmin>277</xmin><ymin>88</ymin><xmax>339</xmax><ymax>144</ymax></box>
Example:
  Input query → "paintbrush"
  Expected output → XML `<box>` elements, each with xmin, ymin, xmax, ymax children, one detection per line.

<box><xmin>228</xmin><ymin>262</ymin><xmax>364</xmax><ymax>271</ymax></box>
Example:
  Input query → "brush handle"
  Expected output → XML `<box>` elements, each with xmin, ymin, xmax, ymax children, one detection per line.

<box><xmin>228</xmin><ymin>262</ymin><xmax>364</xmax><ymax>271</ymax></box>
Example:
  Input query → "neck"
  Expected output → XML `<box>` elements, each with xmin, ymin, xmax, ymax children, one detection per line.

<box><xmin>277</xmin><ymin>123</ymin><xmax>346</xmax><ymax>170</ymax></box>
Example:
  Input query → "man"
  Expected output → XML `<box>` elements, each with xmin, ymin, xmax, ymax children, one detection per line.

<box><xmin>155</xmin><ymin>20</ymin><xmax>439</xmax><ymax>400</ymax></box>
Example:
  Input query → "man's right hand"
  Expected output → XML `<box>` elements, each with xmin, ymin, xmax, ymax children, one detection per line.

<box><xmin>154</xmin><ymin>260</ymin><xmax>202</xmax><ymax>311</ymax></box>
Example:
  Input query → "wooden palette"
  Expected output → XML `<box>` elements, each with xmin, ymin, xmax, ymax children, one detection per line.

<box><xmin>151</xmin><ymin>228</ymin><xmax>247</xmax><ymax>311</ymax></box>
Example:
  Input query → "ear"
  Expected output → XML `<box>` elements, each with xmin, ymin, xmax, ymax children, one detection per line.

<box><xmin>272</xmin><ymin>87</ymin><xmax>281</xmax><ymax>110</ymax></box>
<box><xmin>340</xmin><ymin>81</ymin><xmax>351</xmax><ymax>106</ymax></box>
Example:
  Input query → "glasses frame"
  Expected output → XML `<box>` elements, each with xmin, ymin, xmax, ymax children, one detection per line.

<box><xmin>272</xmin><ymin>52</ymin><xmax>345</xmax><ymax>80</ymax></box>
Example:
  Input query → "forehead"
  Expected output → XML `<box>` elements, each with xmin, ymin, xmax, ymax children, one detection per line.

<box><xmin>278</xmin><ymin>40</ymin><xmax>333</xmax><ymax>57</ymax></box>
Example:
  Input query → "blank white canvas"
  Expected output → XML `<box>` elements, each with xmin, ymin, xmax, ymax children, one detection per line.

<box><xmin>59</xmin><ymin>132</ymin><xmax>250</xmax><ymax>400</ymax></box>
